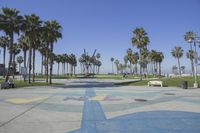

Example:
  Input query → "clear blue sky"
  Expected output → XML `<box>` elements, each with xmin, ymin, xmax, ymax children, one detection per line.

<box><xmin>0</xmin><ymin>0</ymin><xmax>200</xmax><ymax>74</ymax></box>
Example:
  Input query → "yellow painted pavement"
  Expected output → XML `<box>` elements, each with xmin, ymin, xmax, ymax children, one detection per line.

<box><xmin>89</xmin><ymin>95</ymin><xmax>106</xmax><ymax>101</ymax></box>
<box><xmin>6</xmin><ymin>97</ymin><xmax>48</xmax><ymax>104</ymax></box>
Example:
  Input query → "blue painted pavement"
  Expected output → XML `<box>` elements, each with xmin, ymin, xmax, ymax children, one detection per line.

<box><xmin>68</xmin><ymin>89</ymin><xmax>200</xmax><ymax>133</ymax></box>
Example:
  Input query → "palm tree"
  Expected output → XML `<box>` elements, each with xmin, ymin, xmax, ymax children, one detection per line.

<box><xmin>44</xmin><ymin>20</ymin><xmax>62</xmax><ymax>84</ymax></box>
<box><xmin>0</xmin><ymin>35</ymin><xmax>9</xmax><ymax>78</ymax></box>
<box><xmin>22</xmin><ymin>14</ymin><xmax>42</xmax><ymax>83</ymax></box>
<box><xmin>110</xmin><ymin>57</ymin><xmax>114</xmax><ymax>74</ymax></box>
<box><xmin>17</xmin><ymin>56</ymin><xmax>23</xmax><ymax>74</ymax></box>
<box><xmin>171</xmin><ymin>46</ymin><xmax>184</xmax><ymax>76</ymax></box>
<box><xmin>0</xmin><ymin>7</ymin><xmax>23</xmax><ymax>82</ymax></box>
<box><xmin>184</xmin><ymin>31</ymin><xmax>195</xmax><ymax>77</ymax></box>
<box><xmin>131</xmin><ymin>27</ymin><xmax>150</xmax><ymax>80</ymax></box>
<box><xmin>32</xmin><ymin>36</ymin><xmax>41</xmax><ymax>82</ymax></box>
<box><xmin>156</xmin><ymin>52</ymin><xmax>164</xmax><ymax>76</ymax></box>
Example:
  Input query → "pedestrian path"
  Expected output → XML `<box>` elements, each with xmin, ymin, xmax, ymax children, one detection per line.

<box><xmin>68</xmin><ymin>88</ymin><xmax>200</xmax><ymax>133</ymax></box>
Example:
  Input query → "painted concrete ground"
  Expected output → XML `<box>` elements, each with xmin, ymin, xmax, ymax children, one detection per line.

<box><xmin>0</xmin><ymin>79</ymin><xmax>200</xmax><ymax>133</ymax></box>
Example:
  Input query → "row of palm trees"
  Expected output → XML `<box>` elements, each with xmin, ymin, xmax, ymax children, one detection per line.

<box><xmin>171</xmin><ymin>31</ymin><xmax>200</xmax><ymax>76</ymax></box>
<box><xmin>0</xmin><ymin>7</ymin><xmax>63</xmax><ymax>84</ymax></box>
<box><xmin>54</xmin><ymin>53</ymin><xmax>77</xmax><ymax>76</ymax></box>
<box><xmin>111</xmin><ymin>49</ymin><xmax>164</xmax><ymax>76</ymax></box>
<box><xmin>79</xmin><ymin>51</ymin><xmax>102</xmax><ymax>75</ymax></box>
<box><xmin>111</xmin><ymin>27</ymin><xmax>164</xmax><ymax>78</ymax></box>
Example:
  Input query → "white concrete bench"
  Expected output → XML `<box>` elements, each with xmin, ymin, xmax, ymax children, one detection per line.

<box><xmin>148</xmin><ymin>80</ymin><xmax>163</xmax><ymax>87</ymax></box>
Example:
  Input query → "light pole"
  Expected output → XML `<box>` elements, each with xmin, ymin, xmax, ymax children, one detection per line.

<box><xmin>188</xmin><ymin>34</ymin><xmax>200</xmax><ymax>88</ymax></box>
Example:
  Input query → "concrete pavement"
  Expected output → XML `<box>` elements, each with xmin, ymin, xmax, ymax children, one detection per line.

<box><xmin>0</xmin><ymin>79</ymin><xmax>200</xmax><ymax>133</ymax></box>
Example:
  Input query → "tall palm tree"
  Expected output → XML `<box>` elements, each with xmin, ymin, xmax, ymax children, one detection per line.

<box><xmin>110</xmin><ymin>57</ymin><xmax>114</xmax><ymax>74</ymax></box>
<box><xmin>156</xmin><ymin>52</ymin><xmax>164</xmax><ymax>76</ymax></box>
<box><xmin>131</xmin><ymin>27</ymin><xmax>149</xmax><ymax>80</ymax></box>
<box><xmin>0</xmin><ymin>35</ymin><xmax>9</xmax><ymax>78</ymax></box>
<box><xmin>22</xmin><ymin>14</ymin><xmax>42</xmax><ymax>83</ymax></box>
<box><xmin>0</xmin><ymin>7</ymin><xmax>23</xmax><ymax>82</ymax></box>
<box><xmin>184</xmin><ymin>31</ymin><xmax>195</xmax><ymax>77</ymax></box>
<box><xmin>44</xmin><ymin>20</ymin><xmax>62</xmax><ymax>84</ymax></box>
<box><xmin>171</xmin><ymin>46</ymin><xmax>183</xmax><ymax>76</ymax></box>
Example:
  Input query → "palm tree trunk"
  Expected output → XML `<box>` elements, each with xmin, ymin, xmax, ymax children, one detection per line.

<box><xmin>41</xmin><ymin>54</ymin><xmax>43</xmax><ymax>76</ymax></box>
<box><xmin>139</xmin><ymin>49</ymin><xmax>142</xmax><ymax>80</ymax></box>
<box><xmin>63</xmin><ymin>63</ymin><xmax>65</xmax><ymax>75</ymax></box>
<box><xmin>23</xmin><ymin>50</ymin><xmax>27</xmax><ymax>82</ymax></box>
<box><xmin>190</xmin><ymin>58</ymin><xmax>194</xmax><ymax>77</ymax></box>
<box><xmin>12</xmin><ymin>52</ymin><xmax>16</xmax><ymax>79</ymax></box>
<box><xmin>28</xmin><ymin>46</ymin><xmax>32</xmax><ymax>84</ymax></box>
<box><xmin>190</xmin><ymin>43</ymin><xmax>194</xmax><ymax>77</ymax></box>
<box><xmin>70</xmin><ymin>65</ymin><xmax>73</xmax><ymax>77</ymax></box>
<box><xmin>159</xmin><ymin>62</ymin><xmax>161</xmax><ymax>76</ymax></box>
<box><xmin>3</xmin><ymin>46</ymin><xmax>6</xmax><ymax>78</ymax></box>
<box><xmin>24</xmin><ymin>50</ymin><xmax>27</xmax><ymax>68</ymax></box>
<box><xmin>32</xmin><ymin>48</ymin><xmax>35</xmax><ymax>82</ymax></box>
<box><xmin>135</xmin><ymin>63</ymin><xmax>138</xmax><ymax>75</ymax></box>
<box><xmin>5</xmin><ymin>33</ymin><xmax>13</xmax><ymax>82</ymax></box>
<box><xmin>57</xmin><ymin>63</ymin><xmax>60</xmax><ymax>76</ymax></box>
<box><xmin>49</xmin><ymin>43</ymin><xmax>53</xmax><ymax>84</ymax></box>
<box><xmin>67</xmin><ymin>63</ymin><xmax>68</xmax><ymax>75</ymax></box>
<box><xmin>178</xmin><ymin>58</ymin><xmax>181</xmax><ymax>76</ymax></box>
<box><xmin>98</xmin><ymin>66</ymin><xmax>100</xmax><ymax>74</ymax></box>
<box><xmin>62</xmin><ymin>63</ymin><xmax>64</xmax><ymax>75</ymax></box>
<box><xmin>45</xmin><ymin>53</ymin><xmax>49</xmax><ymax>83</ymax></box>
<box><xmin>18</xmin><ymin>63</ymin><xmax>20</xmax><ymax>74</ymax></box>
<box><xmin>74</xmin><ymin>66</ymin><xmax>76</xmax><ymax>75</ymax></box>
<box><xmin>156</xmin><ymin>62</ymin><xmax>158</xmax><ymax>75</ymax></box>
<box><xmin>151</xmin><ymin>62</ymin><xmax>153</xmax><ymax>75</ymax></box>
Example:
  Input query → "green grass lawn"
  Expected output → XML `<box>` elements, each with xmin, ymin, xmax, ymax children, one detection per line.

<box><xmin>0</xmin><ymin>79</ymin><xmax>63</xmax><ymax>89</ymax></box>
<box><xmin>116</xmin><ymin>76</ymin><xmax>198</xmax><ymax>87</ymax></box>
